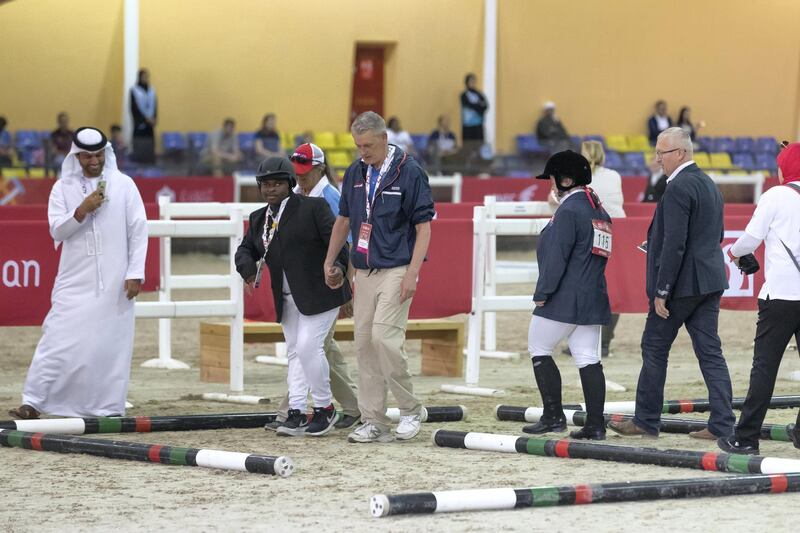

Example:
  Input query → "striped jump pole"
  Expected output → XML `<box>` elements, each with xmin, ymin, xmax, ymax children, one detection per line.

<box><xmin>0</xmin><ymin>429</ymin><xmax>293</xmax><ymax>477</ymax></box>
<box><xmin>0</xmin><ymin>412</ymin><xmax>278</xmax><ymax>435</ymax></box>
<box><xmin>494</xmin><ymin>407</ymin><xmax>797</xmax><ymax>443</ymax></box>
<box><xmin>432</xmin><ymin>430</ymin><xmax>800</xmax><ymax>474</ymax></box>
<box><xmin>502</xmin><ymin>395</ymin><xmax>800</xmax><ymax>416</ymax></box>
<box><xmin>371</xmin><ymin>472</ymin><xmax>800</xmax><ymax>517</ymax></box>
<box><xmin>386</xmin><ymin>406</ymin><xmax>468</xmax><ymax>423</ymax></box>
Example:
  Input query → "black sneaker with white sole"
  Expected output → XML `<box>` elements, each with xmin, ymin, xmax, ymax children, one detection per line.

<box><xmin>264</xmin><ymin>418</ymin><xmax>285</xmax><ymax>432</ymax></box>
<box><xmin>306</xmin><ymin>404</ymin><xmax>337</xmax><ymax>437</ymax></box>
<box><xmin>276</xmin><ymin>409</ymin><xmax>308</xmax><ymax>437</ymax></box>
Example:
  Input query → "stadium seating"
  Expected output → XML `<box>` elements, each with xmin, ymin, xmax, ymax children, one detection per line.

<box><xmin>516</xmin><ymin>134</ymin><xmax>547</xmax><ymax>155</ymax></box>
<box><xmin>583</xmin><ymin>135</ymin><xmax>606</xmax><ymax>148</ymax></box>
<box><xmin>605</xmin><ymin>135</ymin><xmax>629</xmax><ymax>152</ymax></box>
<box><xmin>410</xmin><ymin>134</ymin><xmax>428</xmax><ymax>157</ymax></box>
<box><xmin>161</xmin><ymin>132</ymin><xmax>187</xmax><ymax>152</ymax></box>
<box><xmin>734</xmin><ymin>136</ymin><xmax>755</xmax><ymax>153</ymax></box>
<box><xmin>732</xmin><ymin>152</ymin><xmax>755</xmax><ymax>170</ymax></box>
<box><xmin>626</xmin><ymin>135</ymin><xmax>651</xmax><ymax>152</ymax></box>
<box><xmin>754</xmin><ymin>152</ymin><xmax>777</xmax><ymax>172</ymax></box>
<box><xmin>603</xmin><ymin>150</ymin><xmax>623</xmax><ymax>170</ymax></box>
<box><xmin>755</xmin><ymin>136</ymin><xmax>778</xmax><ymax>154</ymax></box>
<box><xmin>336</xmin><ymin>132</ymin><xmax>356</xmax><ymax>150</ymax></box>
<box><xmin>314</xmin><ymin>131</ymin><xmax>338</xmax><ymax>150</ymax></box>
<box><xmin>187</xmin><ymin>132</ymin><xmax>208</xmax><ymax>154</ymax></box>
<box><xmin>709</xmin><ymin>152</ymin><xmax>734</xmax><ymax>169</ymax></box>
<box><xmin>696</xmin><ymin>136</ymin><xmax>713</xmax><ymax>153</ymax></box>
<box><xmin>693</xmin><ymin>152</ymin><xmax>711</xmax><ymax>169</ymax></box>
<box><xmin>327</xmin><ymin>150</ymin><xmax>352</xmax><ymax>169</ymax></box>
<box><xmin>713</xmin><ymin>137</ymin><xmax>735</xmax><ymax>153</ymax></box>
<box><xmin>623</xmin><ymin>152</ymin><xmax>647</xmax><ymax>174</ymax></box>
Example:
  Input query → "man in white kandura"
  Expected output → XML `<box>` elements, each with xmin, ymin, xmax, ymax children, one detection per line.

<box><xmin>9</xmin><ymin>127</ymin><xmax>148</xmax><ymax>420</ymax></box>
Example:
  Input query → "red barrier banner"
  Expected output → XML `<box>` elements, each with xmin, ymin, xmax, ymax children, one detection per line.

<box><xmin>0</xmin><ymin>220</ymin><xmax>160</xmax><ymax>326</ymax></box>
<box><xmin>244</xmin><ymin>219</ymin><xmax>474</xmax><ymax>322</ymax></box>
<box><xmin>606</xmin><ymin>216</ymin><xmax>765</xmax><ymax>313</ymax></box>
<box><xmin>461</xmin><ymin>176</ymin><xmax>649</xmax><ymax>204</ymax></box>
<box><xmin>2</xmin><ymin>176</ymin><xmax>233</xmax><ymax>205</ymax></box>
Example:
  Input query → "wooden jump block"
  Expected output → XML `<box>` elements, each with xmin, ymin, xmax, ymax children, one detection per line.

<box><xmin>200</xmin><ymin>318</ymin><xmax>464</xmax><ymax>383</ymax></box>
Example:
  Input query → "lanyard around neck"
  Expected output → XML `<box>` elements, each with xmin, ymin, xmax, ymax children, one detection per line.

<box><xmin>261</xmin><ymin>198</ymin><xmax>288</xmax><ymax>256</ymax></box>
<box><xmin>365</xmin><ymin>146</ymin><xmax>395</xmax><ymax>221</ymax></box>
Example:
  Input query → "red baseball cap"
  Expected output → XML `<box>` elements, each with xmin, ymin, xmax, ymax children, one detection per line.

<box><xmin>290</xmin><ymin>143</ymin><xmax>325</xmax><ymax>175</ymax></box>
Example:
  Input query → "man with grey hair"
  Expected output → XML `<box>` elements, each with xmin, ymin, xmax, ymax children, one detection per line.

<box><xmin>324</xmin><ymin>111</ymin><xmax>434</xmax><ymax>443</ymax></box>
<box><xmin>609</xmin><ymin>126</ymin><xmax>734</xmax><ymax>440</ymax></box>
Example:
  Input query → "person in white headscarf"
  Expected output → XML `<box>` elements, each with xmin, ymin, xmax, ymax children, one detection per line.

<box><xmin>8</xmin><ymin>127</ymin><xmax>148</xmax><ymax>419</ymax></box>
<box><xmin>130</xmin><ymin>68</ymin><xmax>157</xmax><ymax>164</ymax></box>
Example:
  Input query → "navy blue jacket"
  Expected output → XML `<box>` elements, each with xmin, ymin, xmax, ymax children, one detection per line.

<box><xmin>339</xmin><ymin>145</ymin><xmax>435</xmax><ymax>269</ymax></box>
<box><xmin>533</xmin><ymin>189</ymin><xmax>612</xmax><ymax>325</ymax></box>
<box><xmin>646</xmin><ymin>163</ymin><xmax>728</xmax><ymax>301</ymax></box>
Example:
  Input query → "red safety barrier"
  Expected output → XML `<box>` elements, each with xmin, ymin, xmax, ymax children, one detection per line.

<box><xmin>460</xmin><ymin>176</ymin><xmax>650</xmax><ymax>204</ymax></box>
<box><xmin>0</xmin><ymin>220</ymin><xmax>161</xmax><ymax>325</ymax></box>
<box><xmin>3</xmin><ymin>176</ymin><xmax>234</xmax><ymax>205</ymax></box>
<box><xmin>244</xmin><ymin>218</ymin><xmax>474</xmax><ymax>321</ymax></box>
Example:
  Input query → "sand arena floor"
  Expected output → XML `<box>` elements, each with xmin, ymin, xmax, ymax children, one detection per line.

<box><xmin>1</xmin><ymin>252</ymin><xmax>799</xmax><ymax>532</ymax></box>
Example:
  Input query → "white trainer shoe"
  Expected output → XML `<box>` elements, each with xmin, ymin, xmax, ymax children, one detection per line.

<box><xmin>395</xmin><ymin>407</ymin><xmax>427</xmax><ymax>441</ymax></box>
<box><xmin>347</xmin><ymin>422</ymin><xmax>394</xmax><ymax>443</ymax></box>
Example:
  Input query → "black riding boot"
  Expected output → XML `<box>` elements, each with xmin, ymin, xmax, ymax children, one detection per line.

<box><xmin>522</xmin><ymin>356</ymin><xmax>567</xmax><ymax>434</ymax></box>
<box><xmin>791</xmin><ymin>411</ymin><xmax>800</xmax><ymax>450</ymax></box>
<box><xmin>570</xmin><ymin>362</ymin><xmax>607</xmax><ymax>440</ymax></box>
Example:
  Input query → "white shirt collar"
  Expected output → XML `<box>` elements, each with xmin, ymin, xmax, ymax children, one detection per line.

<box><xmin>666</xmin><ymin>160</ymin><xmax>695</xmax><ymax>183</ymax></box>
<box><xmin>293</xmin><ymin>176</ymin><xmax>330</xmax><ymax>198</ymax></box>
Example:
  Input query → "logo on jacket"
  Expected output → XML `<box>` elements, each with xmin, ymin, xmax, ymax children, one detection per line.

<box><xmin>722</xmin><ymin>231</ymin><xmax>754</xmax><ymax>297</ymax></box>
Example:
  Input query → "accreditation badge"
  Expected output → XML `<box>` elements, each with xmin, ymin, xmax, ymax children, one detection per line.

<box><xmin>591</xmin><ymin>219</ymin><xmax>612</xmax><ymax>257</ymax></box>
<box><xmin>357</xmin><ymin>222</ymin><xmax>372</xmax><ymax>253</ymax></box>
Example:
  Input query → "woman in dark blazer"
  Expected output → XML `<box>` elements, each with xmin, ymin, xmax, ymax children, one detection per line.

<box><xmin>525</xmin><ymin>150</ymin><xmax>612</xmax><ymax>440</ymax></box>
<box><xmin>236</xmin><ymin>157</ymin><xmax>350</xmax><ymax>438</ymax></box>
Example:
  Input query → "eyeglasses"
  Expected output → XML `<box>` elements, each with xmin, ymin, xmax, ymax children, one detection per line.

<box><xmin>779</xmin><ymin>140</ymin><xmax>790</xmax><ymax>151</ymax></box>
<box><xmin>655</xmin><ymin>148</ymin><xmax>681</xmax><ymax>157</ymax></box>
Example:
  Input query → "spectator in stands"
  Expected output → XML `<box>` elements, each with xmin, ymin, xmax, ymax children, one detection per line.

<box><xmin>129</xmin><ymin>68</ymin><xmax>157</xmax><ymax>164</ymax></box>
<box><xmin>427</xmin><ymin>115</ymin><xmax>458</xmax><ymax>157</ymax></box>
<box><xmin>0</xmin><ymin>116</ymin><xmax>12</xmax><ymax>167</ymax></box>
<box><xmin>460</xmin><ymin>73</ymin><xmax>489</xmax><ymax>143</ymax></box>
<box><xmin>50</xmin><ymin>112</ymin><xmax>74</xmax><ymax>172</ymax></box>
<box><xmin>676</xmin><ymin>106</ymin><xmax>706</xmax><ymax>151</ymax></box>
<box><xmin>386</xmin><ymin>116</ymin><xmax>415</xmax><ymax>156</ymax></box>
<box><xmin>205</xmin><ymin>118</ymin><xmax>242</xmax><ymax>176</ymax></box>
<box><xmin>110</xmin><ymin>124</ymin><xmax>129</xmax><ymax>169</ymax></box>
<box><xmin>254</xmin><ymin>113</ymin><xmax>283</xmax><ymax>159</ymax></box>
<box><xmin>647</xmin><ymin>100</ymin><xmax>672</xmax><ymax>145</ymax></box>
<box><xmin>643</xmin><ymin>154</ymin><xmax>667</xmax><ymax>202</ymax></box>
<box><xmin>536</xmin><ymin>101</ymin><xmax>571</xmax><ymax>154</ymax></box>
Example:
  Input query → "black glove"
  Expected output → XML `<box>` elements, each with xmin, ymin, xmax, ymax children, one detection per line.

<box><xmin>737</xmin><ymin>253</ymin><xmax>760</xmax><ymax>275</ymax></box>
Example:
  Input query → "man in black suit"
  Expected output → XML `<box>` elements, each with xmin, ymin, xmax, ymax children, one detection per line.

<box><xmin>236</xmin><ymin>157</ymin><xmax>351</xmax><ymax>438</ymax></box>
<box><xmin>609</xmin><ymin>127</ymin><xmax>735</xmax><ymax>439</ymax></box>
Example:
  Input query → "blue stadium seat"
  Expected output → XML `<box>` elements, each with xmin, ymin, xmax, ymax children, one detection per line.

<box><xmin>696</xmin><ymin>136</ymin><xmax>713</xmax><ymax>153</ymax></box>
<box><xmin>570</xmin><ymin>135</ymin><xmax>581</xmax><ymax>149</ymax></box>
<box><xmin>713</xmin><ymin>137</ymin><xmax>735</xmax><ymax>153</ymax></box>
<box><xmin>187</xmin><ymin>132</ymin><xmax>208</xmax><ymax>153</ymax></box>
<box><xmin>734</xmin><ymin>137</ymin><xmax>755</xmax><ymax>154</ymax></box>
<box><xmin>623</xmin><ymin>152</ymin><xmax>646</xmax><ymax>174</ymax></box>
<box><xmin>754</xmin><ymin>152</ymin><xmax>777</xmax><ymax>172</ymax></box>
<box><xmin>732</xmin><ymin>152</ymin><xmax>755</xmax><ymax>170</ymax></box>
<box><xmin>516</xmin><ymin>134</ymin><xmax>546</xmax><ymax>155</ymax></box>
<box><xmin>410</xmin><ymin>134</ymin><xmax>428</xmax><ymax>156</ymax></box>
<box><xmin>755</xmin><ymin>136</ymin><xmax>779</xmax><ymax>154</ymax></box>
<box><xmin>603</xmin><ymin>150</ymin><xmax>623</xmax><ymax>170</ymax></box>
<box><xmin>15</xmin><ymin>130</ymin><xmax>42</xmax><ymax>150</ymax></box>
<box><xmin>238</xmin><ymin>132</ymin><xmax>256</xmax><ymax>153</ymax></box>
<box><xmin>161</xmin><ymin>132</ymin><xmax>187</xmax><ymax>152</ymax></box>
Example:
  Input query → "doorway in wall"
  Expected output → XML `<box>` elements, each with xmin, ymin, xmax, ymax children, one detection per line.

<box><xmin>350</xmin><ymin>45</ymin><xmax>385</xmax><ymax>124</ymax></box>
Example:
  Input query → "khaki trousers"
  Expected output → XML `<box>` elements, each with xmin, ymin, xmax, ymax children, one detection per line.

<box><xmin>275</xmin><ymin>318</ymin><xmax>360</xmax><ymax>420</ymax></box>
<box><xmin>353</xmin><ymin>266</ymin><xmax>421</xmax><ymax>431</ymax></box>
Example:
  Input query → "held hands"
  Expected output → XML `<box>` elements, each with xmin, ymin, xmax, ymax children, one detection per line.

<box><xmin>400</xmin><ymin>268</ymin><xmax>419</xmax><ymax>303</ymax></box>
<box><xmin>338</xmin><ymin>300</ymin><xmax>353</xmax><ymax>319</ymax></box>
<box><xmin>534</xmin><ymin>300</ymin><xmax>545</xmax><ymax>307</ymax></box>
<box><xmin>324</xmin><ymin>263</ymin><xmax>344</xmax><ymax>289</ymax></box>
<box><xmin>654</xmin><ymin>297</ymin><xmax>670</xmax><ymax>319</ymax></box>
<box><xmin>124</xmin><ymin>279</ymin><xmax>141</xmax><ymax>300</ymax></box>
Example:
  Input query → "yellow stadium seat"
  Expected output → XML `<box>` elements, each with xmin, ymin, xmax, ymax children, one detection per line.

<box><xmin>327</xmin><ymin>150</ymin><xmax>353</xmax><ymax>169</ymax></box>
<box><xmin>27</xmin><ymin>167</ymin><xmax>48</xmax><ymax>178</ymax></box>
<box><xmin>627</xmin><ymin>134</ymin><xmax>651</xmax><ymax>152</ymax></box>
<box><xmin>709</xmin><ymin>152</ymin><xmax>733</xmax><ymax>169</ymax></box>
<box><xmin>606</xmin><ymin>135</ymin><xmax>629</xmax><ymax>152</ymax></box>
<box><xmin>314</xmin><ymin>131</ymin><xmax>338</xmax><ymax>150</ymax></box>
<box><xmin>693</xmin><ymin>152</ymin><xmax>710</xmax><ymax>169</ymax></box>
<box><xmin>1</xmin><ymin>167</ymin><xmax>26</xmax><ymax>179</ymax></box>
<box><xmin>282</xmin><ymin>132</ymin><xmax>296</xmax><ymax>149</ymax></box>
<box><xmin>336</xmin><ymin>132</ymin><xmax>356</xmax><ymax>149</ymax></box>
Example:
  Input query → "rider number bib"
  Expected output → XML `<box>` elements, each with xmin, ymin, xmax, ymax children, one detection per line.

<box><xmin>591</xmin><ymin>219</ymin><xmax>612</xmax><ymax>257</ymax></box>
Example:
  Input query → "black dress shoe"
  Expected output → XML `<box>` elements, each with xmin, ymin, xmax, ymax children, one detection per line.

<box><xmin>522</xmin><ymin>416</ymin><xmax>567</xmax><ymax>435</ymax></box>
<box><xmin>334</xmin><ymin>413</ymin><xmax>361</xmax><ymax>429</ymax></box>
<box><xmin>569</xmin><ymin>426</ymin><xmax>606</xmax><ymax>441</ymax></box>
<box><xmin>717</xmin><ymin>435</ymin><xmax>759</xmax><ymax>455</ymax></box>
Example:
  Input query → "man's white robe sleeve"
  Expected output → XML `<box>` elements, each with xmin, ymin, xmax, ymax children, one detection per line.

<box><xmin>125</xmin><ymin>181</ymin><xmax>148</xmax><ymax>281</ymax></box>
<box><xmin>48</xmin><ymin>180</ymin><xmax>86</xmax><ymax>246</ymax></box>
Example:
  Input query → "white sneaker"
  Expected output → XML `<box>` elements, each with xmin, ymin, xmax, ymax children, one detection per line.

<box><xmin>347</xmin><ymin>422</ymin><xmax>394</xmax><ymax>444</ymax></box>
<box><xmin>395</xmin><ymin>407</ymin><xmax>427</xmax><ymax>441</ymax></box>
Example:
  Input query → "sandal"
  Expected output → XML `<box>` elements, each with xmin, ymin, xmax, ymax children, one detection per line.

<box><xmin>8</xmin><ymin>404</ymin><xmax>40</xmax><ymax>420</ymax></box>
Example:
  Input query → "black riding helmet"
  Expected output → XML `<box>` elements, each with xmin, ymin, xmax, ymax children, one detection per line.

<box><xmin>255</xmin><ymin>157</ymin><xmax>297</xmax><ymax>189</ymax></box>
<box><xmin>535</xmin><ymin>150</ymin><xmax>592</xmax><ymax>192</ymax></box>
